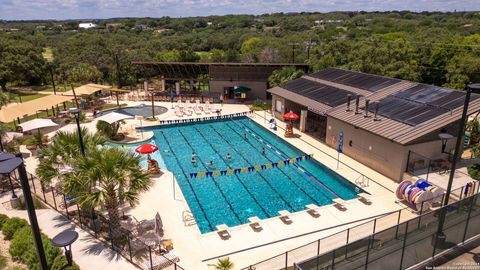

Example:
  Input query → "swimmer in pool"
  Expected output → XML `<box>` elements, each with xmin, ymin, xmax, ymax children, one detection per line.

<box><xmin>261</xmin><ymin>147</ymin><xmax>266</xmax><ymax>155</ymax></box>
<box><xmin>243</xmin><ymin>133</ymin><xmax>247</xmax><ymax>140</ymax></box>
<box><xmin>208</xmin><ymin>160</ymin><xmax>214</xmax><ymax>168</ymax></box>
<box><xmin>192</xmin><ymin>151</ymin><xmax>196</xmax><ymax>158</ymax></box>
<box><xmin>191</xmin><ymin>156</ymin><xmax>196</xmax><ymax>165</ymax></box>
<box><xmin>226</xmin><ymin>153</ymin><xmax>232</xmax><ymax>160</ymax></box>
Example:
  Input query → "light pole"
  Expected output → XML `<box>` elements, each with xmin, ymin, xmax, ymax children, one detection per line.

<box><xmin>432</xmin><ymin>83</ymin><xmax>477</xmax><ymax>248</ymax></box>
<box><xmin>52</xmin><ymin>230</ymin><xmax>78</xmax><ymax>269</ymax></box>
<box><xmin>0</xmin><ymin>153</ymin><xmax>48</xmax><ymax>270</ymax></box>
<box><xmin>69</xmin><ymin>108</ymin><xmax>85</xmax><ymax>157</ymax></box>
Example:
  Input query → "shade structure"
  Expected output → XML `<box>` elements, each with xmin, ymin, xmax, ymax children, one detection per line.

<box><xmin>0</xmin><ymin>152</ymin><xmax>16</xmax><ymax>162</ymax></box>
<box><xmin>234</xmin><ymin>86</ymin><xmax>251</xmax><ymax>94</ymax></box>
<box><xmin>0</xmin><ymin>95</ymin><xmax>73</xmax><ymax>123</ymax></box>
<box><xmin>3</xmin><ymin>132</ymin><xmax>22</xmax><ymax>143</ymax></box>
<box><xmin>19</xmin><ymin>118</ymin><xmax>58</xmax><ymax>132</ymax></box>
<box><xmin>0</xmin><ymin>156</ymin><xmax>22</xmax><ymax>174</ymax></box>
<box><xmin>95</xmin><ymin>112</ymin><xmax>133</xmax><ymax>124</ymax></box>
<box><xmin>63</xmin><ymin>83</ymin><xmax>112</xmax><ymax>96</ymax></box>
<box><xmin>284</xmin><ymin>111</ymin><xmax>299</xmax><ymax>121</ymax></box>
<box><xmin>135</xmin><ymin>144</ymin><xmax>158</xmax><ymax>155</ymax></box>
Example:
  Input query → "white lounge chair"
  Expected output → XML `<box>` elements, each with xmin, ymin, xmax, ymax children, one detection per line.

<box><xmin>333</xmin><ymin>198</ymin><xmax>347</xmax><ymax>211</ymax></box>
<box><xmin>306</xmin><ymin>204</ymin><xmax>321</xmax><ymax>218</ymax></box>
<box><xmin>174</xmin><ymin>108</ymin><xmax>183</xmax><ymax>117</ymax></box>
<box><xmin>278</xmin><ymin>210</ymin><xmax>292</xmax><ymax>224</ymax></box>
<box><xmin>185</xmin><ymin>100</ymin><xmax>192</xmax><ymax>108</ymax></box>
<box><xmin>205</xmin><ymin>101</ymin><xmax>214</xmax><ymax>114</ymax></box>
<box><xmin>358</xmin><ymin>193</ymin><xmax>372</xmax><ymax>205</ymax></box>
<box><xmin>216</xmin><ymin>224</ymin><xmax>231</xmax><ymax>240</ymax></box>
<box><xmin>248</xmin><ymin>216</ymin><xmax>263</xmax><ymax>232</ymax></box>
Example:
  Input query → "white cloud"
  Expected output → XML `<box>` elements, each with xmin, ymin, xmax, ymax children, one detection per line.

<box><xmin>0</xmin><ymin>0</ymin><xmax>478</xmax><ymax>20</ymax></box>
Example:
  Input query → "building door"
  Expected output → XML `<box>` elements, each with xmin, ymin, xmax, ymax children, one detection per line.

<box><xmin>306</xmin><ymin>112</ymin><xmax>327</xmax><ymax>142</ymax></box>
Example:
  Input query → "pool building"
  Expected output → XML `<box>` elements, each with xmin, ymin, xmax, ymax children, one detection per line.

<box><xmin>268</xmin><ymin>68</ymin><xmax>480</xmax><ymax>182</ymax></box>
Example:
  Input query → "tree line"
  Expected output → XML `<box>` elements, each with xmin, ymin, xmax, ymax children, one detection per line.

<box><xmin>1</xmin><ymin>11</ymin><xmax>480</xmax><ymax>92</ymax></box>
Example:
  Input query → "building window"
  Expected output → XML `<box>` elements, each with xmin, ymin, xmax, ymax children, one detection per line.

<box><xmin>275</xmin><ymin>100</ymin><xmax>282</xmax><ymax>113</ymax></box>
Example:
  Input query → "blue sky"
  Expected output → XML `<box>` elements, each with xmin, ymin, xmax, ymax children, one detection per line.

<box><xmin>0</xmin><ymin>0</ymin><xmax>479</xmax><ymax>20</ymax></box>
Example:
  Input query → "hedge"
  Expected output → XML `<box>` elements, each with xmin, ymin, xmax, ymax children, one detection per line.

<box><xmin>0</xmin><ymin>214</ymin><xmax>9</xmax><ymax>230</ymax></box>
<box><xmin>2</xmin><ymin>218</ymin><xmax>28</xmax><ymax>240</ymax></box>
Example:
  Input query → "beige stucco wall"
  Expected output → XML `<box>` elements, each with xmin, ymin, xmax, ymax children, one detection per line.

<box><xmin>209</xmin><ymin>80</ymin><xmax>268</xmax><ymax>100</ymax></box>
<box><xmin>271</xmin><ymin>94</ymin><xmax>286</xmax><ymax>119</ymax></box>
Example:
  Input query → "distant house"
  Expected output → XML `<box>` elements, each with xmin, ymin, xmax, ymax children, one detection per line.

<box><xmin>35</xmin><ymin>25</ymin><xmax>46</xmax><ymax>30</ymax></box>
<box><xmin>79</xmin><ymin>23</ymin><xmax>96</xmax><ymax>29</ymax></box>
<box><xmin>106</xmin><ymin>23</ymin><xmax>122</xmax><ymax>29</ymax></box>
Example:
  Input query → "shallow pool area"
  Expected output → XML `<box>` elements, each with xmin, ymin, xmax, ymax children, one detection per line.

<box><xmin>97</xmin><ymin>105</ymin><xmax>168</xmax><ymax>118</ymax></box>
<box><xmin>138</xmin><ymin>116</ymin><xmax>363</xmax><ymax>234</ymax></box>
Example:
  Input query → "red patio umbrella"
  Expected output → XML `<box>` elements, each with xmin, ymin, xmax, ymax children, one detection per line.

<box><xmin>283</xmin><ymin>111</ymin><xmax>299</xmax><ymax>137</ymax></box>
<box><xmin>135</xmin><ymin>144</ymin><xmax>159</xmax><ymax>155</ymax></box>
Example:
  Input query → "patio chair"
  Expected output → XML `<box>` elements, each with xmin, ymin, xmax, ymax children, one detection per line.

<box><xmin>248</xmin><ymin>216</ymin><xmax>263</xmax><ymax>232</ymax></box>
<box><xmin>333</xmin><ymin>198</ymin><xmax>347</xmax><ymax>211</ymax></box>
<box><xmin>306</xmin><ymin>204</ymin><xmax>321</xmax><ymax>218</ymax></box>
<box><xmin>174</xmin><ymin>108</ymin><xmax>184</xmax><ymax>118</ymax></box>
<box><xmin>185</xmin><ymin>100</ymin><xmax>192</xmax><ymax>108</ymax></box>
<box><xmin>216</xmin><ymin>224</ymin><xmax>231</xmax><ymax>240</ymax></box>
<box><xmin>205</xmin><ymin>101</ymin><xmax>214</xmax><ymax>114</ymax></box>
<box><xmin>278</xmin><ymin>210</ymin><xmax>293</xmax><ymax>224</ymax></box>
<box><xmin>358</xmin><ymin>193</ymin><xmax>372</xmax><ymax>205</ymax></box>
<box><xmin>193</xmin><ymin>105</ymin><xmax>202</xmax><ymax>115</ymax></box>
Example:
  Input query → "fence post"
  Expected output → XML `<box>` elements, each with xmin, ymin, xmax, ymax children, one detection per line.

<box><xmin>63</xmin><ymin>194</ymin><xmax>69</xmax><ymax>219</ymax></box>
<box><xmin>459</xmin><ymin>186</ymin><xmax>465</xmax><ymax>201</ymax></box>
<box><xmin>331</xmin><ymin>249</ymin><xmax>335</xmax><ymax>269</ymax></box>
<box><xmin>345</xmin><ymin>228</ymin><xmax>350</xmax><ymax>259</ymax></box>
<box><xmin>398</xmin><ymin>221</ymin><xmax>409</xmax><ymax>270</ymax></box>
<box><xmin>127</xmin><ymin>232</ymin><xmax>133</xmax><ymax>261</ymax></box>
<box><xmin>371</xmin><ymin>218</ymin><xmax>377</xmax><ymax>248</ymax></box>
<box><xmin>316</xmin><ymin>239</ymin><xmax>320</xmax><ymax>270</ymax></box>
<box><xmin>426</xmin><ymin>159</ymin><xmax>431</xmax><ymax>181</ymax></box>
<box><xmin>30</xmin><ymin>174</ymin><xmax>36</xmax><ymax>193</ymax></box>
<box><xmin>76</xmin><ymin>203</ymin><xmax>82</xmax><ymax>228</ymax></box>
<box><xmin>51</xmin><ymin>188</ymin><xmax>57</xmax><ymax>210</ymax></box>
<box><xmin>41</xmin><ymin>183</ymin><xmax>47</xmax><ymax>202</ymax></box>
<box><xmin>364</xmin><ymin>236</ymin><xmax>372</xmax><ymax>270</ymax></box>
<box><xmin>285</xmin><ymin>251</ymin><xmax>288</xmax><ymax>270</ymax></box>
<box><xmin>149</xmin><ymin>246</ymin><xmax>154</xmax><ymax>270</ymax></box>
<box><xmin>462</xmin><ymin>196</ymin><xmax>475</xmax><ymax>242</ymax></box>
<box><xmin>395</xmin><ymin>209</ymin><xmax>401</xmax><ymax>239</ymax></box>
<box><xmin>418</xmin><ymin>201</ymin><xmax>425</xmax><ymax>229</ymax></box>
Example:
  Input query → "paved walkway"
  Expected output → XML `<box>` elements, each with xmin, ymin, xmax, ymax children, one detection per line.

<box><xmin>0</xmin><ymin>193</ymin><xmax>138</xmax><ymax>270</ymax></box>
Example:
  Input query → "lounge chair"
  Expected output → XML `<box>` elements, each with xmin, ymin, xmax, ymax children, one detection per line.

<box><xmin>205</xmin><ymin>101</ymin><xmax>214</xmax><ymax>114</ymax></box>
<box><xmin>278</xmin><ymin>210</ymin><xmax>292</xmax><ymax>224</ymax></box>
<box><xmin>185</xmin><ymin>100</ymin><xmax>192</xmax><ymax>108</ymax></box>
<box><xmin>358</xmin><ymin>193</ymin><xmax>372</xmax><ymax>205</ymax></box>
<box><xmin>306</xmin><ymin>204</ymin><xmax>321</xmax><ymax>218</ymax></box>
<box><xmin>333</xmin><ymin>198</ymin><xmax>347</xmax><ymax>211</ymax></box>
<box><xmin>248</xmin><ymin>216</ymin><xmax>263</xmax><ymax>232</ymax></box>
<box><xmin>216</xmin><ymin>224</ymin><xmax>231</xmax><ymax>240</ymax></box>
<box><xmin>143</xmin><ymin>249</ymin><xmax>179</xmax><ymax>270</ymax></box>
<box><xmin>174</xmin><ymin>107</ymin><xmax>183</xmax><ymax>117</ymax></box>
<box><xmin>193</xmin><ymin>105</ymin><xmax>202</xmax><ymax>115</ymax></box>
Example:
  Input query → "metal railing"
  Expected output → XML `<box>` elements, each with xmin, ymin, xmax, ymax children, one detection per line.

<box><xmin>7</xmin><ymin>170</ymin><xmax>186</xmax><ymax>270</ymax></box>
<box><xmin>295</xmin><ymin>190</ymin><xmax>480</xmax><ymax>270</ymax></box>
<box><xmin>241</xmin><ymin>183</ymin><xmax>478</xmax><ymax>270</ymax></box>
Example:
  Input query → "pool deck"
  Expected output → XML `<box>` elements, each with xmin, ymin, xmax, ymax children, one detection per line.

<box><xmin>25</xmin><ymin>101</ymin><xmax>418</xmax><ymax>269</ymax></box>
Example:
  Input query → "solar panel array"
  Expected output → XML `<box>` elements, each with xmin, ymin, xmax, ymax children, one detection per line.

<box><xmin>281</xmin><ymin>78</ymin><xmax>356</xmax><ymax>107</ymax></box>
<box><xmin>366</xmin><ymin>84</ymin><xmax>480</xmax><ymax>126</ymax></box>
<box><xmin>311</xmin><ymin>68</ymin><xmax>401</xmax><ymax>92</ymax></box>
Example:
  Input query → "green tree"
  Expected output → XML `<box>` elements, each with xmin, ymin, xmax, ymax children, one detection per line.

<box><xmin>268</xmin><ymin>66</ymin><xmax>305</xmax><ymax>87</ymax></box>
<box><xmin>208</xmin><ymin>257</ymin><xmax>234</xmax><ymax>270</ymax></box>
<box><xmin>241</xmin><ymin>37</ymin><xmax>262</xmax><ymax>62</ymax></box>
<box><xmin>63</xmin><ymin>147</ymin><xmax>151</xmax><ymax>231</ymax></box>
<box><xmin>0</xmin><ymin>92</ymin><xmax>10</xmax><ymax>108</ymax></box>
<box><xmin>67</xmin><ymin>63</ymin><xmax>102</xmax><ymax>84</ymax></box>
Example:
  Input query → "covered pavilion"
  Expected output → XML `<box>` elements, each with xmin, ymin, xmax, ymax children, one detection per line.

<box><xmin>0</xmin><ymin>95</ymin><xmax>73</xmax><ymax>124</ymax></box>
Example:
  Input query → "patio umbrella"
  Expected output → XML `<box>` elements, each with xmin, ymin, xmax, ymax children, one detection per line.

<box><xmin>233</xmin><ymin>86</ymin><xmax>251</xmax><ymax>94</ymax></box>
<box><xmin>283</xmin><ymin>111</ymin><xmax>299</xmax><ymax>137</ymax></box>
<box><xmin>155</xmin><ymin>212</ymin><xmax>164</xmax><ymax>238</ymax></box>
<box><xmin>95</xmin><ymin>111</ymin><xmax>133</xmax><ymax>124</ymax></box>
<box><xmin>3</xmin><ymin>132</ymin><xmax>22</xmax><ymax>143</ymax></box>
<box><xmin>18</xmin><ymin>118</ymin><xmax>58</xmax><ymax>133</ymax></box>
<box><xmin>135</xmin><ymin>144</ymin><xmax>158</xmax><ymax>155</ymax></box>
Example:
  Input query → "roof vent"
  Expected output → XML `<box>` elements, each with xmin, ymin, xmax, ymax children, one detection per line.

<box><xmin>346</xmin><ymin>94</ymin><xmax>352</xmax><ymax>112</ymax></box>
<box><xmin>374</xmin><ymin>102</ymin><xmax>380</xmax><ymax>121</ymax></box>
<box><xmin>364</xmin><ymin>99</ymin><xmax>370</xmax><ymax>118</ymax></box>
<box><xmin>355</xmin><ymin>95</ymin><xmax>360</xmax><ymax>114</ymax></box>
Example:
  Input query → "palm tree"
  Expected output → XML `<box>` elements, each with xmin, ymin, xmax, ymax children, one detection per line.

<box><xmin>0</xmin><ymin>92</ymin><xmax>10</xmax><ymax>109</ymax></box>
<box><xmin>63</xmin><ymin>147</ymin><xmax>151</xmax><ymax>230</ymax></box>
<box><xmin>208</xmin><ymin>257</ymin><xmax>234</xmax><ymax>270</ymax></box>
<box><xmin>36</xmin><ymin>128</ymin><xmax>106</xmax><ymax>187</ymax></box>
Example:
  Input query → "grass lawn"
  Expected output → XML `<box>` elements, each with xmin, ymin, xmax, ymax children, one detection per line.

<box><xmin>11</xmin><ymin>93</ymin><xmax>48</xmax><ymax>103</ymax></box>
<box><xmin>30</xmin><ymin>84</ymin><xmax>69</xmax><ymax>93</ymax></box>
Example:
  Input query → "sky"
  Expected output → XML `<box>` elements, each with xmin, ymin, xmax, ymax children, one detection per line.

<box><xmin>0</xmin><ymin>0</ymin><xmax>479</xmax><ymax>20</ymax></box>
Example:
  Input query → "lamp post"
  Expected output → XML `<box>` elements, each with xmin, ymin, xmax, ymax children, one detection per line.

<box><xmin>438</xmin><ymin>132</ymin><xmax>454</xmax><ymax>153</ymax></box>
<box><xmin>51</xmin><ymin>230</ymin><xmax>78</xmax><ymax>269</ymax></box>
<box><xmin>432</xmin><ymin>83</ymin><xmax>477</xmax><ymax>248</ymax></box>
<box><xmin>0</xmin><ymin>153</ymin><xmax>48</xmax><ymax>270</ymax></box>
<box><xmin>69</xmin><ymin>108</ymin><xmax>85</xmax><ymax>157</ymax></box>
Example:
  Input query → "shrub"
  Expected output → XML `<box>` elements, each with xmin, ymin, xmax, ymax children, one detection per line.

<box><xmin>51</xmin><ymin>254</ymin><xmax>80</xmax><ymax>270</ymax></box>
<box><xmin>468</xmin><ymin>164</ymin><xmax>480</xmax><ymax>180</ymax></box>
<box><xmin>0</xmin><ymin>253</ymin><xmax>7</xmax><ymax>269</ymax></box>
<box><xmin>0</xmin><ymin>214</ymin><xmax>9</xmax><ymax>229</ymax></box>
<box><xmin>7</xmin><ymin>266</ymin><xmax>27</xmax><ymax>270</ymax></box>
<box><xmin>10</xmin><ymin>226</ymin><xmax>61</xmax><ymax>270</ymax></box>
<box><xmin>2</xmin><ymin>218</ymin><xmax>28</xmax><ymax>240</ymax></box>
<box><xmin>16</xmin><ymin>196</ymin><xmax>46</xmax><ymax>210</ymax></box>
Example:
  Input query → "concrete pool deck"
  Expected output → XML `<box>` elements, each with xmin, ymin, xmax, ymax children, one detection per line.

<box><xmin>23</xmin><ymin>101</ymin><xmax>419</xmax><ymax>269</ymax></box>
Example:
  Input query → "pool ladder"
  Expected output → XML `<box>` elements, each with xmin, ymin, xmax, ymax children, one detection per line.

<box><xmin>182</xmin><ymin>210</ymin><xmax>196</xmax><ymax>226</ymax></box>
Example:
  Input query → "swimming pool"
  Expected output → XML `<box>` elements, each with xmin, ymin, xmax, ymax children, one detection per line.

<box><xmin>143</xmin><ymin>117</ymin><xmax>363</xmax><ymax>233</ymax></box>
<box><xmin>97</xmin><ymin>105</ymin><xmax>168</xmax><ymax>118</ymax></box>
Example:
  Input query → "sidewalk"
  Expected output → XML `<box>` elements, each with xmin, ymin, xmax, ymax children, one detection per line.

<box><xmin>0</xmin><ymin>193</ymin><xmax>138</xmax><ymax>270</ymax></box>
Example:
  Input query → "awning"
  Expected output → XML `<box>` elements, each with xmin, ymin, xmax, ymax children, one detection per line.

<box><xmin>95</xmin><ymin>112</ymin><xmax>133</xmax><ymax>124</ymax></box>
<box><xmin>63</xmin><ymin>83</ymin><xmax>112</xmax><ymax>96</ymax></box>
<box><xmin>0</xmin><ymin>95</ymin><xmax>74</xmax><ymax>123</ymax></box>
<box><xmin>234</xmin><ymin>86</ymin><xmax>251</xmax><ymax>94</ymax></box>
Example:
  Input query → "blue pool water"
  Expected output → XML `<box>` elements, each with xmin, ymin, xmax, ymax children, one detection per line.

<box><xmin>142</xmin><ymin>117</ymin><xmax>362</xmax><ymax>233</ymax></box>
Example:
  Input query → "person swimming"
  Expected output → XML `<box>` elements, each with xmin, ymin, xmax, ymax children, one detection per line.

<box><xmin>191</xmin><ymin>156</ymin><xmax>196</xmax><ymax>165</ymax></box>
<box><xmin>226</xmin><ymin>153</ymin><xmax>232</xmax><ymax>160</ymax></box>
<box><xmin>208</xmin><ymin>160</ymin><xmax>214</xmax><ymax>168</ymax></box>
<box><xmin>261</xmin><ymin>147</ymin><xmax>266</xmax><ymax>155</ymax></box>
<box><xmin>243</xmin><ymin>133</ymin><xmax>247</xmax><ymax>140</ymax></box>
